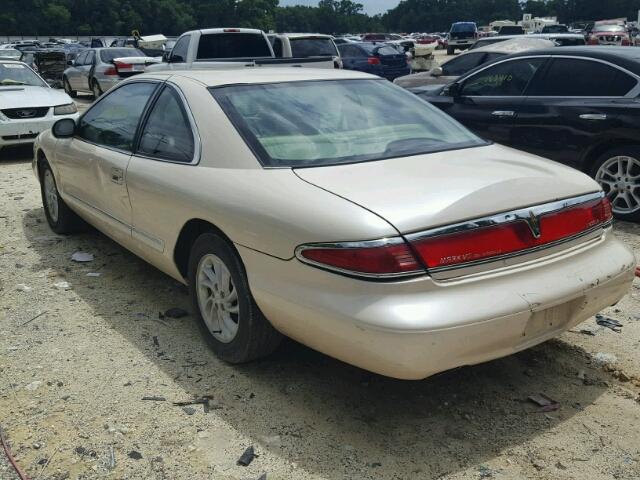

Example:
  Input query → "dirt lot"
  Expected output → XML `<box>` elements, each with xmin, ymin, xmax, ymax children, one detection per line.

<box><xmin>2</xmin><ymin>87</ymin><xmax>640</xmax><ymax>480</ymax></box>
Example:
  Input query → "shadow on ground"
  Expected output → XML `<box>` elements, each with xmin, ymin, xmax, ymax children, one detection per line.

<box><xmin>21</xmin><ymin>207</ymin><xmax>611</xmax><ymax>478</ymax></box>
<box><xmin>0</xmin><ymin>145</ymin><xmax>33</xmax><ymax>163</ymax></box>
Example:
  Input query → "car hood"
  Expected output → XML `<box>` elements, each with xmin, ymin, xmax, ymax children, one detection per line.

<box><xmin>293</xmin><ymin>143</ymin><xmax>601</xmax><ymax>233</ymax></box>
<box><xmin>0</xmin><ymin>86</ymin><xmax>73</xmax><ymax>108</ymax></box>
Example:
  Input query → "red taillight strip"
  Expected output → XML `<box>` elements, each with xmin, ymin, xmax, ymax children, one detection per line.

<box><xmin>295</xmin><ymin>237</ymin><xmax>424</xmax><ymax>279</ymax></box>
<box><xmin>405</xmin><ymin>192</ymin><xmax>611</xmax><ymax>271</ymax></box>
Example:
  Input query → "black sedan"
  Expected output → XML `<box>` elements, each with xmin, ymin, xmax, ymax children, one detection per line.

<box><xmin>414</xmin><ymin>47</ymin><xmax>640</xmax><ymax>221</ymax></box>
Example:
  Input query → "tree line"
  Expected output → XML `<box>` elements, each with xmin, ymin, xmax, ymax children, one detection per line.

<box><xmin>0</xmin><ymin>0</ymin><xmax>638</xmax><ymax>36</ymax></box>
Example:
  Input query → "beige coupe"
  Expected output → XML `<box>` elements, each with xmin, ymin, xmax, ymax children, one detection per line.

<box><xmin>33</xmin><ymin>68</ymin><xmax>635</xmax><ymax>379</ymax></box>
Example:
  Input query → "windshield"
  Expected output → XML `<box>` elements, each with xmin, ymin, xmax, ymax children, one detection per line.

<box><xmin>211</xmin><ymin>79</ymin><xmax>485</xmax><ymax>167</ymax></box>
<box><xmin>595</xmin><ymin>25</ymin><xmax>626</xmax><ymax>32</ymax></box>
<box><xmin>197</xmin><ymin>33</ymin><xmax>272</xmax><ymax>59</ymax></box>
<box><xmin>290</xmin><ymin>38</ymin><xmax>338</xmax><ymax>57</ymax></box>
<box><xmin>100</xmin><ymin>48</ymin><xmax>144</xmax><ymax>62</ymax></box>
<box><xmin>451</xmin><ymin>23</ymin><xmax>476</xmax><ymax>33</ymax></box>
<box><xmin>0</xmin><ymin>62</ymin><xmax>46</xmax><ymax>86</ymax></box>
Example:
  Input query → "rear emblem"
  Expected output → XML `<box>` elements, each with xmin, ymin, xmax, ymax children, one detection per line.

<box><xmin>526</xmin><ymin>211</ymin><xmax>541</xmax><ymax>239</ymax></box>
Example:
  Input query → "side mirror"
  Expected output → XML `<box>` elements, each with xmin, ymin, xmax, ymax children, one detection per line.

<box><xmin>445</xmin><ymin>82</ymin><xmax>461</xmax><ymax>97</ymax></box>
<box><xmin>431</xmin><ymin>66</ymin><xmax>443</xmax><ymax>77</ymax></box>
<box><xmin>52</xmin><ymin>118</ymin><xmax>76</xmax><ymax>138</ymax></box>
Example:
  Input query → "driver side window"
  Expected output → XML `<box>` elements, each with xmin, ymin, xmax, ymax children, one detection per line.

<box><xmin>77</xmin><ymin>82</ymin><xmax>157</xmax><ymax>151</ymax></box>
<box><xmin>461</xmin><ymin>58</ymin><xmax>545</xmax><ymax>97</ymax></box>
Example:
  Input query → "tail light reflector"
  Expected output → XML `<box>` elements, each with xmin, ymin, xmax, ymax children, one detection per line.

<box><xmin>296</xmin><ymin>240</ymin><xmax>421</xmax><ymax>277</ymax></box>
<box><xmin>103</xmin><ymin>66</ymin><xmax>117</xmax><ymax>76</ymax></box>
<box><xmin>410</xmin><ymin>197</ymin><xmax>612</xmax><ymax>270</ymax></box>
<box><xmin>367</xmin><ymin>57</ymin><xmax>381</xmax><ymax>65</ymax></box>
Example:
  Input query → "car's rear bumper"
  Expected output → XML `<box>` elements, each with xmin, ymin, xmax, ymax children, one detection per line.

<box><xmin>238</xmin><ymin>227</ymin><xmax>635</xmax><ymax>379</ymax></box>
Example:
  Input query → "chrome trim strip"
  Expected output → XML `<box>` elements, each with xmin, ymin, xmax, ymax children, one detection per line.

<box><xmin>132</xmin><ymin>227</ymin><xmax>165</xmax><ymax>253</ymax></box>
<box><xmin>295</xmin><ymin>237</ymin><xmax>425</xmax><ymax>280</ymax></box>
<box><xmin>404</xmin><ymin>191</ymin><xmax>604</xmax><ymax>241</ymax></box>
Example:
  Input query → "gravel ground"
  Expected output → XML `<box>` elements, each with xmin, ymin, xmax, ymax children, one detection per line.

<box><xmin>1</xmin><ymin>84</ymin><xmax>640</xmax><ymax>480</ymax></box>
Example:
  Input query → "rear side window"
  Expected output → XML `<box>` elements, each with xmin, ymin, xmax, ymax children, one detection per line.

<box><xmin>442</xmin><ymin>53</ymin><xmax>485</xmax><ymax>76</ymax></box>
<box><xmin>451</xmin><ymin>23</ymin><xmax>476</xmax><ymax>33</ymax></box>
<box><xmin>290</xmin><ymin>38</ymin><xmax>337</xmax><ymax>57</ymax></box>
<box><xmin>529</xmin><ymin>58</ymin><xmax>637</xmax><ymax>96</ymax></box>
<box><xmin>197</xmin><ymin>33</ymin><xmax>272</xmax><ymax>60</ymax></box>
<box><xmin>138</xmin><ymin>87</ymin><xmax>195</xmax><ymax>163</ymax></box>
<box><xmin>78</xmin><ymin>82</ymin><xmax>156</xmax><ymax>151</ymax></box>
<box><xmin>462</xmin><ymin>58</ymin><xmax>545</xmax><ymax>96</ymax></box>
<box><xmin>170</xmin><ymin>35</ymin><xmax>190</xmax><ymax>63</ymax></box>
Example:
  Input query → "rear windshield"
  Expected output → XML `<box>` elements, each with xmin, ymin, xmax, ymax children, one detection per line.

<box><xmin>290</xmin><ymin>38</ymin><xmax>337</xmax><ymax>57</ymax></box>
<box><xmin>211</xmin><ymin>79</ymin><xmax>485</xmax><ymax>167</ymax></box>
<box><xmin>0</xmin><ymin>62</ymin><xmax>46</xmax><ymax>87</ymax></box>
<box><xmin>542</xmin><ymin>25</ymin><xmax>568</xmax><ymax>33</ymax></box>
<box><xmin>197</xmin><ymin>33</ymin><xmax>272</xmax><ymax>59</ymax></box>
<box><xmin>451</xmin><ymin>23</ymin><xmax>476</xmax><ymax>33</ymax></box>
<box><xmin>499</xmin><ymin>26</ymin><xmax>523</xmax><ymax>34</ymax></box>
<box><xmin>360</xmin><ymin>44</ymin><xmax>398</xmax><ymax>55</ymax></box>
<box><xmin>100</xmin><ymin>48</ymin><xmax>144</xmax><ymax>62</ymax></box>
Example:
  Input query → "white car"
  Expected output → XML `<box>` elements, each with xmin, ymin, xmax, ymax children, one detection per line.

<box><xmin>33</xmin><ymin>68</ymin><xmax>635</xmax><ymax>380</ymax></box>
<box><xmin>0</xmin><ymin>60</ymin><xmax>78</xmax><ymax>151</ymax></box>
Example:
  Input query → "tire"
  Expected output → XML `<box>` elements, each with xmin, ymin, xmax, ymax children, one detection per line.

<box><xmin>446</xmin><ymin>46</ymin><xmax>454</xmax><ymax>55</ymax></box>
<box><xmin>40</xmin><ymin>162</ymin><xmax>85</xmax><ymax>234</ymax></box>
<box><xmin>91</xmin><ymin>79</ymin><xmax>103</xmax><ymax>99</ymax></box>
<box><xmin>188</xmin><ymin>233</ymin><xmax>282</xmax><ymax>363</ymax></box>
<box><xmin>591</xmin><ymin>146</ymin><xmax>640</xmax><ymax>222</ymax></box>
<box><xmin>63</xmin><ymin>77</ymin><xmax>77</xmax><ymax>98</ymax></box>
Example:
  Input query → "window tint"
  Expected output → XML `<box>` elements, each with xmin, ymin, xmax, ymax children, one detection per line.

<box><xmin>78</xmin><ymin>82</ymin><xmax>156</xmax><ymax>151</ymax></box>
<box><xmin>196</xmin><ymin>33</ymin><xmax>271</xmax><ymax>60</ymax></box>
<box><xmin>170</xmin><ymin>35</ymin><xmax>190</xmax><ymax>63</ymax></box>
<box><xmin>442</xmin><ymin>53</ymin><xmax>485</xmax><ymax>76</ymax></box>
<box><xmin>461</xmin><ymin>58</ymin><xmax>545</xmax><ymax>96</ymax></box>
<box><xmin>290</xmin><ymin>38</ymin><xmax>337</xmax><ymax>57</ymax></box>
<box><xmin>272</xmin><ymin>38</ymin><xmax>283</xmax><ymax>57</ymax></box>
<box><xmin>138</xmin><ymin>87</ymin><xmax>195</xmax><ymax>162</ymax></box>
<box><xmin>529</xmin><ymin>58</ymin><xmax>637</xmax><ymax>97</ymax></box>
<box><xmin>100</xmin><ymin>48</ymin><xmax>144</xmax><ymax>63</ymax></box>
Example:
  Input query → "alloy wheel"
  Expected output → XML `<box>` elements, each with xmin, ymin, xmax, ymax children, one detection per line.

<box><xmin>595</xmin><ymin>155</ymin><xmax>640</xmax><ymax>215</ymax></box>
<box><xmin>43</xmin><ymin>169</ymin><xmax>59</xmax><ymax>222</ymax></box>
<box><xmin>196</xmin><ymin>254</ymin><xmax>239</xmax><ymax>343</ymax></box>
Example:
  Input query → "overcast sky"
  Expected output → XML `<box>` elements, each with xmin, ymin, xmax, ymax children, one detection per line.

<box><xmin>279</xmin><ymin>0</ymin><xmax>401</xmax><ymax>15</ymax></box>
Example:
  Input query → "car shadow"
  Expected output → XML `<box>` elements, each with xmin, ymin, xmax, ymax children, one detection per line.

<box><xmin>21</xmin><ymin>207</ymin><xmax>610</xmax><ymax>478</ymax></box>
<box><xmin>0</xmin><ymin>144</ymin><xmax>33</xmax><ymax>163</ymax></box>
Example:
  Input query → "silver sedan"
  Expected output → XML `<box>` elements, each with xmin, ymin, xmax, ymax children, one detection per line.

<box><xmin>33</xmin><ymin>68</ymin><xmax>635</xmax><ymax>379</ymax></box>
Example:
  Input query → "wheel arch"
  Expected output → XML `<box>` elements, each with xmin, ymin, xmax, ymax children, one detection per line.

<box><xmin>173</xmin><ymin>219</ymin><xmax>238</xmax><ymax>280</ymax></box>
<box><xmin>582</xmin><ymin>139</ymin><xmax>640</xmax><ymax>176</ymax></box>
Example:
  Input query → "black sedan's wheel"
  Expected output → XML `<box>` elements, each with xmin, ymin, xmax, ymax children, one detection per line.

<box><xmin>593</xmin><ymin>147</ymin><xmax>640</xmax><ymax>222</ymax></box>
<box><xmin>40</xmin><ymin>162</ymin><xmax>84</xmax><ymax>234</ymax></box>
<box><xmin>188</xmin><ymin>233</ymin><xmax>282</xmax><ymax>363</ymax></box>
<box><xmin>63</xmin><ymin>77</ymin><xmax>77</xmax><ymax>98</ymax></box>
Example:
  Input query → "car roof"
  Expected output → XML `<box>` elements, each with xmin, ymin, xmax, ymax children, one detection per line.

<box><xmin>467</xmin><ymin>37</ymin><xmax>555</xmax><ymax>54</ymax></box>
<box><xmin>504</xmin><ymin>46</ymin><xmax>640</xmax><ymax>75</ymax></box>
<box><xmin>195</xmin><ymin>28</ymin><xmax>264</xmax><ymax>35</ymax></box>
<box><xmin>144</xmin><ymin>67</ymin><xmax>375</xmax><ymax>87</ymax></box>
<box><xmin>270</xmin><ymin>33</ymin><xmax>333</xmax><ymax>39</ymax></box>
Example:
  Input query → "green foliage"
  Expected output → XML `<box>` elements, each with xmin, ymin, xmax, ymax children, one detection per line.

<box><xmin>1</xmin><ymin>0</ymin><xmax>638</xmax><ymax>36</ymax></box>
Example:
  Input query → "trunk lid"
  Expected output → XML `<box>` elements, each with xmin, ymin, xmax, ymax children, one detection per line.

<box><xmin>293</xmin><ymin>144</ymin><xmax>600</xmax><ymax>234</ymax></box>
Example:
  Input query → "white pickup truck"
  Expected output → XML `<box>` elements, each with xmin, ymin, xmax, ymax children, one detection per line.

<box><xmin>267</xmin><ymin>33</ymin><xmax>342</xmax><ymax>69</ymax></box>
<box><xmin>148</xmin><ymin>28</ymin><xmax>338</xmax><ymax>71</ymax></box>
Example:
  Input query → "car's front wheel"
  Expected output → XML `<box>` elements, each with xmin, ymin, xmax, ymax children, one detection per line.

<box><xmin>593</xmin><ymin>146</ymin><xmax>640</xmax><ymax>222</ymax></box>
<box><xmin>188</xmin><ymin>233</ymin><xmax>282</xmax><ymax>363</ymax></box>
<box><xmin>40</xmin><ymin>162</ymin><xmax>84</xmax><ymax>234</ymax></box>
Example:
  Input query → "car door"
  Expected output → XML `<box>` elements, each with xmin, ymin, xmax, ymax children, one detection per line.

<box><xmin>78</xmin><ymin>50</ymin><xmax>95</xmax><ymax>91</ymax></box>
<box><xmin>53</xmin><ymin>81</ymin><xmax>158</xmax><ymax>244</ymax></box>
<box><xmin>514</xmin><ymin>57</ymin><xmax>640</xmax><ymax>169</ymax></box>
<box><xmin>428</xmin><ymin>56</ymin><xmax>548</xmax><ymax>144</ymax></box>
<box><xmin>67</xmin><ymin>51</ymin><xmax>87</xmax><ymax>90</ymax></box>
<box><xmin>126</xmin><ymin>83</ymin><xmax>199</xmax><ymax>263</ymax></box>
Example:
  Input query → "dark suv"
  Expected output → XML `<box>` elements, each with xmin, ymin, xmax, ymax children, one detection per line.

<box><xmin>416</xmin><ymin>47</ymin><xmax>640</xmax><ymax>220</ymax></box>
<box><xmin>447</xmin><ymin>22</ymin><xmax>478</xmax><ymax>55</ymax></box>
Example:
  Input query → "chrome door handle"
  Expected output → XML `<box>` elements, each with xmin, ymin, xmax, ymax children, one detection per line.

<box><xmin>492</xmin><ymin>110</ymin><xmax>515</xmax><ymax>117</ymax></box>
<box><xmin>579</xmin><ymin>113</ymin><xmax>607</xmax><ymax>121</ymax></box>
<box><xmin>110</xmin><ymin>167</ymin><xmax>124</xmax><ymax>185</ymax></box>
